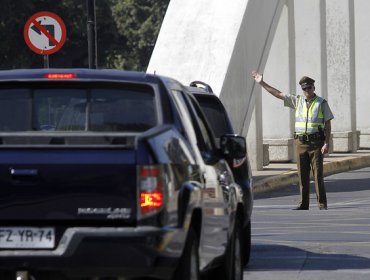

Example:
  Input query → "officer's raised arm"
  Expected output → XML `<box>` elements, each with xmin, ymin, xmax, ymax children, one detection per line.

<box><xmin>251</xmin><ymin>71</ymin><xmax>285</xmax><ymax>100</ymax></box>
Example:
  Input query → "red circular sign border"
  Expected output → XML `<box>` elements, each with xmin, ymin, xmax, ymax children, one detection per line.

<box><xmin>24</xmin><ymin>11</ymin><xmax>67</xmax><ymax>55</ymax></box>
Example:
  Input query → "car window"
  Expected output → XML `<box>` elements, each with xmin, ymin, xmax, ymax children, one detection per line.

<box><xmin>187</xmin><ymin>98</ymin><xmax>216</xmax><ymax>156</ymax></box>
<box><xmin>195</xmin><ymin>96</ymin><xmax>232</xmax><ymax>138</ymax></box>
<box><xmin>171</xmin><ymin>89</ymin><xmax>217</xmax><ymax>161</ymax></box>
<box><xmin>0</xmin><ymin>89</ymin><xmax>32</xmax><ymax>131</ymax></box>
<box><xmin>178</xmin><ymin>92</ymin><xmax>217</xmax><ymax>160</ymax></box>
<box><xmin>0</xmin><ymin>86</ymin><xmax>157</xmax><ymax>132</ymax></box>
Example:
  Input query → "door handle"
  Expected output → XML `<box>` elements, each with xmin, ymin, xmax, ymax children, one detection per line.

<box><xmin>10</xmin><ymin>168</ymin><xmax>40</xmax><ymax>185</ymax></box>
<box><xmin>10</xmin><ymin>168</ymin><xmax>39</xmax><ymax>177</ymax></box>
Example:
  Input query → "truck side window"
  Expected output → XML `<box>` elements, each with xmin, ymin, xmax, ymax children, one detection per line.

<box><xmin>186</xmin><ymin>97</ymin><xmax>216</xmax><ymax>159</ymax></box>
<box><xmin>173</xmin><ymin>91</ymin><xmax>217</xmax><ymax>161</ymax></box>
<box><xmin>195</xmin><ymin>97</ymin><xmax>232</xmax><ymax>138</ymax></box>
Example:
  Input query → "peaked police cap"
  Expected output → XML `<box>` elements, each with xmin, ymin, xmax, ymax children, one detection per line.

<box><xmin>299</xmin><ymin>76</ymin><xmax>315</xmax><ymax>86</ymax></box>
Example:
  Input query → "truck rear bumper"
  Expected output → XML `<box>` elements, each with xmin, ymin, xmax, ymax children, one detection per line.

<box><xmin>0</xmin><ymin>226</ymin><xmax>184</xmax><ymax>279</ymax></box>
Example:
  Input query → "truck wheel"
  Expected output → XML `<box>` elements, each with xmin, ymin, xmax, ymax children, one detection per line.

<box><xmin>243</xmin><ymin>221</ymin><xmax>251</xmax><ymax>266</ymax></box>
<box><xmin>225</xmin><ymin>219</ymin><xmax>243</xmax><ymax>280</ymax></box>
<box><xmin>173</xmin><ymin>228</ymin><xmax>200</xmax><ymax>280</ymax></box>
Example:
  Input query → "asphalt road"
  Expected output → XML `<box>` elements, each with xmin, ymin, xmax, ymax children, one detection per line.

<box><xmin>243</xmin><ymin>166</ymin><xmax>370</xmax><ymax>280</ymax></box>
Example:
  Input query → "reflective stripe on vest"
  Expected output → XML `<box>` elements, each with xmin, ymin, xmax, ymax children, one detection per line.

<box><xmin>295</xmin><ymin>95</ymin><xmax>325</xmax><ymax>134</ymax></box>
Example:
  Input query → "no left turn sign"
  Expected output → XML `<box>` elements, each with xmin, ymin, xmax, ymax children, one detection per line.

<box><xmin>24</xmin><ymin>11</ymin><xmax>66</xmax><ymax>55</ymax></box>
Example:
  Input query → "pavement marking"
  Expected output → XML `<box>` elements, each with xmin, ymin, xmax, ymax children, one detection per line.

<box><xmin>329</xmin><ymin>198</ymin><xmax>370</xmax><ymax>206</ymax></box>
<box><xmin>253</xmin><ymin>239</ymin><xmax>370</xmax><ymax>248</ymax></box>
<box><xmin>253</xmin><ymin>199</ymin><xmax>370</xmax><ymax>210</ymax></box>
<box><xmin>251</xmin><ymin>255</ymin><xmax>370</xmax><ymax>260</ymax></box>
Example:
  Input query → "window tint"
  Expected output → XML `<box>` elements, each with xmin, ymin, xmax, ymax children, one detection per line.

<box><xmin>196</xmin><ymin>97</ymin><xmax>231</xmax><ymax>138</ymax></box>
<box><xmin>187</xmin><ymin>97</ymin><xmax>216</xmax><ymax>157</ymax></box>
<box><xmin>0</xmin><ymin>86</ymin><xmax>157</xmax><ymax>132</ymax></box>
<box><xmin>0</xmin><ymin>89</ymin><xmax>32</xmax><ymax>131</ymax></box>
<box><xmin>172</xmin><ymin>90</ymin><xmax>216</xmax><ymax>160</ymax></box>
<box><xmin>34</xmin><ymin>89</ymin><xmax>86</xmax><ymax>131</ymax></box>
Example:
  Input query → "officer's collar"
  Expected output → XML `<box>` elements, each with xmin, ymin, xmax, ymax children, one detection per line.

<box><xmin>305</xmin><ymin>94</ymin><xmax>317</xmax><ymax>102</ymax></box>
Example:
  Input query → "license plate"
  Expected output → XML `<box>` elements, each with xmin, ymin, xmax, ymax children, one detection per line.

<box><xmin>0</xmin><ymin>227</ymin><xmax>55</xmax><ymax>249</ymax></box>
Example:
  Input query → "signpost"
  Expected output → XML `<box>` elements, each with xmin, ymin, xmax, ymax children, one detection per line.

<box><xmin>24</xmin><ymin>11</ymin><xmax>66</xmax><ymax>68</ymax></box>
<box><xmin>87</xmin><ymin>0</ymin><xmax>97</xmax><ymax>69</ymax></box>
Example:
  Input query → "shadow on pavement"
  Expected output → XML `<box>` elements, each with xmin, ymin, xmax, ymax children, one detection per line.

<box><xmin>325</xmin><ymin>178</ymin><xmax>370</xmax><ymax>193</ymax></box>
<box><xmin>247</xmin><ymin>243</ymin><xmax>370</xmax><ymax>271</ymax></box>
<box><xmin>254</xmin><ymin>168</ymin><xmax>370</xmax><ymax>200</ymax></box>
<box><xmin>254</xmin><ymin>185</ymin><xmax>299</xmax><ymax>200</ymax></box>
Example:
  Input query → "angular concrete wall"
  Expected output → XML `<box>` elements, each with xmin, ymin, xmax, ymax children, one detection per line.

<box><xmin>148</xmin><ymin>0</ymin><xmax>284</xmax><ymax>134</ymax></box>
<box><xmin>149</xmin><ymin>0</ymin><xmax>370</xmax><ymax>170</ymax></box>
<box><xmin>148</xmin><ymin>0</ymin><xmax>250</xmax><ymax>96</ymax></box>
<box><xmin>148</xmin><ymin>0</ymin><xmax>284</xmax><ymax>170</ymax></box>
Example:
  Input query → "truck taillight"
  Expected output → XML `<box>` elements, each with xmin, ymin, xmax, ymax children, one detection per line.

<box><xmin>138</xmin><ymin>165</ymin><xmax>164</xmax><ymax>216</ymax></box>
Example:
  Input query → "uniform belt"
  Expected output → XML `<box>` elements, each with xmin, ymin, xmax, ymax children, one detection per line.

<box><xmin>294</xmin><ymin>132</ymin><xmax>322</xmax><ymax>142</ymax></box>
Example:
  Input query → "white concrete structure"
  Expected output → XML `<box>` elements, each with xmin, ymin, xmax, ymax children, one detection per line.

<box><xmin>148</xmin><ymin>0</ymin><xmax>370</xmax><ymax>170</ymax></box>
<box><xmin>355</xmin><ymin>0</ymin><xmax>370</xmax><ymax>148</ymax></box>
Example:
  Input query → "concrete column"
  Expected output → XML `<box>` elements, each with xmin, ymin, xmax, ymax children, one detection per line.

<box><xmin>262</xmin><ymin>3</ymin><xmax>295</xmax><ymax>162</ymax></box>
<box><xmin>247</xmin><ymin>89</ymin><xmax>264</xmax><ymax>170</ymax></box>
<box><xmin>354</xmin><ymin>0</ymin><xmax>370</xmax><ymax>148</ymax></box>
<box><xmin>295</xmin><ymin>0</ymin><xmax>326</xmax><ymax>97</ymax></box>
<box><xmin>326</xmin><ymin>0</ymin><xmax>357</xmax><ymax>152</ymax></box>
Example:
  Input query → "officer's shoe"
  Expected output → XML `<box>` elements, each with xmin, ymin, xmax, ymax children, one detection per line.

<box><xmin>319</xmin><ymin>205</ymin><xmax>328</xmax><ymax>210</ymax></box>
<box><xmin>292</xmin><ymin>205</ymin><xmax>309</xmax><ymax>210</ymax></box>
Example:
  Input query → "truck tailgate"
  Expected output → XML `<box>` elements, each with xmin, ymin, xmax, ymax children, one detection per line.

<box><xmin>0</xmin><ymin>149</ymin><xmax>137</xmax><ymax>223</ymax></box>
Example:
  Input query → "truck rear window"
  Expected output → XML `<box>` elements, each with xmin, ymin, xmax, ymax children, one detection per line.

<box><xmin>0</xmin><ymin>87</ymin><xmax>157</xmax><ymax>133</ymax></box>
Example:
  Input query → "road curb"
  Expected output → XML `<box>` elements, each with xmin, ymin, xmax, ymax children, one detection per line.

<box><xmin>254</xmin><ymin>154</ymin><xmax>370</xmax><ymax>193</ymax></box>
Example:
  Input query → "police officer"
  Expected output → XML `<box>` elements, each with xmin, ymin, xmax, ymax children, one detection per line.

<box><xmin>252</xmin><ymin>71</ymin><xmax>334</xmax><ymax>210</ymax></box>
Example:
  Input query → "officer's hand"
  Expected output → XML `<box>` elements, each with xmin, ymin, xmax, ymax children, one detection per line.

<box><xmin>252</xmin><ymin>71</ymin><xmax>263</xmax><ymax>84</ymax></box>
<box><xmin>321</xmin><ymin>143</ymin><xmax>329</xmax><ymax>155</ymax></box>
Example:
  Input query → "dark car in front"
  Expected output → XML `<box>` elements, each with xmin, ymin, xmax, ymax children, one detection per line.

<box><xmin>0</xmin><ymin>69</ymin><xmax>247</xmax><ymax>280</ymax></box>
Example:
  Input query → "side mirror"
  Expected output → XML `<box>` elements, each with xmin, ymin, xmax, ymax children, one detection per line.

<box><xmin>220</xmin><ymin>134</ymin><xmax>246</xmax><ymax>159</ymax></box>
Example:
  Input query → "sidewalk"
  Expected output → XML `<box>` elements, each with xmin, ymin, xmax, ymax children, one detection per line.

<box><xmin>253</xmin><ymin>149</ymin><xmax>370</xmax><ymax>193</ymax></box>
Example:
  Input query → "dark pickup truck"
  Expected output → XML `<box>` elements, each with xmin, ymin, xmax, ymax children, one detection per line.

<box><xmin>188</xmin><ymin>81</ymin><xmax>253</xmax><ymax>266</ymax></box>
<box><xmin>0</xmin><ymin>69</ymin><xmax>248</xmax><ymax>280</ymax></box>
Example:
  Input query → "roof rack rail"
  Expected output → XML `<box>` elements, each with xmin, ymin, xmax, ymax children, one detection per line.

<box><xmin>189</xmin><ymin>81</ymin><xmax>213</xmax><ymax>93</ymax></box>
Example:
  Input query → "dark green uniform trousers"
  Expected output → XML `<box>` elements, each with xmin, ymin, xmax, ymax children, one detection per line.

<box><xmin>295</xmin><ymin>139</ymin><xmax>327</xmax><ymax>209</ymax></box>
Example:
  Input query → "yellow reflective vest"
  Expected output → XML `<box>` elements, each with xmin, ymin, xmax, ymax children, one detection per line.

<box><xmin>295</xmin><ymin>95</ymin><xmax>325</xmax><ymax>134</ymax></box>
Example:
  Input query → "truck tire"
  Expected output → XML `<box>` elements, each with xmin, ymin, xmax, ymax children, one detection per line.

<box><xmin>225</xmin><ymin>218</ymin><xmax>243</xmax><ymax>280</ymax></box>
<box><xmin>172</xmin><ymin>228</ymin><xmax>200</xmax><ymax>280</ymax></box>
<box><xmin>243</xmin><ymin>221</ymin><xmax>251</xmax><ymax>266</ymax></box>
